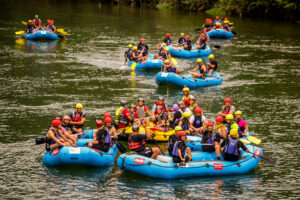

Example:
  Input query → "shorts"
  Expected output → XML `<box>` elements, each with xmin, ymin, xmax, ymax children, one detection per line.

<box><xmin>202</xmin><ymin>145</ymin><xmax>215</xmax><ymax>153</ymax></box>
<box><xmin>173</xmin><ymin>156</ymin><xmax>190</xmax><ymax>163</ymax></box>
<box><xmin>221</xmin><ymin>152</ymin><xmax>239</xmax><ymax>161</ymax></box>
<box><xmin>137</xmin><ymin>148</ymin><xmax>153</xmax><ymax>158</ymax></box>
<box><xmin>92</xmin><ymin>144</ymin><xmax>110</xmax><ymax>152</ymax></box>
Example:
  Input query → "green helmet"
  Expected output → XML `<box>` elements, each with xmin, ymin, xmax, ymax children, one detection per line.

<box><xmin>35</xmin><ymin>15</ymin><xmax>39</xmax><ymax>18</ymax></box>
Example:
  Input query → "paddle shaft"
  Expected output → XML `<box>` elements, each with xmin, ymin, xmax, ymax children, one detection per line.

<box><xmin>151</xmin><ymin>134</ymin><xmax>165</xmax><ymax>156</ymax></box>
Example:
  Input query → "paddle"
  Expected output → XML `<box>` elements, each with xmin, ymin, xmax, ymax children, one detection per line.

<box><xmin>22</xmin><ymin>21</ymin><xmax>28</xmax><ymax>25</ymax></box>
<box><xmin>15</xmin><ymin>30</ymin><xmax>25</xmax><ymax>35</ymax></box>
<box><xmin>131</xmin><ymin>48</ymin><xmax>145</xmax><ymax>71</ymax></box>
<box><xmin>114</xmin><ymin>140</ymin><xmax>127</xmax><ymax>153</ymax></box>
<box><xmin>195</xmin><ymin>28</ymin><xmax>202</xmax><ymax>34</ymax></box>
<box><xmin>247</xmin><ymin>136</ymin><xmax>261</xmax><ymax>145</ymax></box>
<box><xmin>171</xmin><ymin>57</ymin><xmax>178</xmax><ymax>65</ymax></box>
<box><xmin>213</xmin><ymin>45</ymin><xmax>221</xmax><ymax>49</ymax></box>
<box><xmin>35</xmin><ymin>132</ymin><xmax>84</xmax><ymax>145</ymax></box>
<box><xmin>150</xmin><ymin>133</ymin><xmax>165</xmax><ymax>156</ymax></box>
<box><xmin>231</xmin><ymin>30</ymin><xmax>237</xmax><ymax>35</ymax></box>
<box><xmin>248</xmin><ymin>151</ymin><xmax>277</xmax><ymax>165</ymax></box>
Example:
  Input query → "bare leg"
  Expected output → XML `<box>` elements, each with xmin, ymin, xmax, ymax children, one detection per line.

<box><xmin>215</xmin><ymin>142</ymin><xmax>221</xmax><ymax>158</ymax></box>
<box><xmin>151</xmin><ymin>147</ymin><xmax>161</xmax><ymax>159</ymax></box>
<box><xmin>187</xmin><ymin>147</ymin><xmax>192</xmax><ymax>161</ymax></box>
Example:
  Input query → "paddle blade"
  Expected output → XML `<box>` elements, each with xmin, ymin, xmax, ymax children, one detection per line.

<box><xmin>231</xmin><ymin>31</ymin><xmax>237</xmax><ymax>35</ymax></box>
<box><xmin>240</xmin><ymin>139</ymin><xmax>251</xmax><ymax>144</ymax></box>
<box><xmin>195</xmin><ymin>28</ymin><xmax>202</xmax><ymax>34</ymax></box>
<box><xmin>115</xmin><ymin>141</ymin><xmax>127</xmax><ymax>153</ymax></box>
<box><xmin>36</xmin><ymin>137</ymin><xmax>46</xmax><ymax>145</ymax></box>
<box><xmin>130</xmin><ymin>62</ymin><xmax>137</xmax><ymax>70</ymax></box>
<box><xmin>247</xmin><ymin>136</ymin><xmax>262</xmax><ymax>145</ymax></box>
<box><xmin>62</xmin><ymin>31</ymin><xmax>67</xmax><ymax>35</ymax></box>
<box><xmin>57</xmin><ymin>28</ymin><xmax>65</xmax><ymax>32</ymax></box>
<box><xmin>260</xmin><ymin>154</ymin><xmax>277</xmax><ymax>165</ymax></box>
<box><xmin>213</xmin><ymin>45</ymin><xmax>221</xmax><ymax>49</ymax></box>
<box><xmin>15</xmin><ymin>30</ymin><xmax>25</xmax><ymax>35</ymax></box>
<box><xmin>171</xmin><ymin>57</ymin><xmax>178</xmax><ymax>66</ymax></box>
<box><xmin>22</xmin><ymin>21</ymin><xmax>28</xmax><ymax>25</ymax></box>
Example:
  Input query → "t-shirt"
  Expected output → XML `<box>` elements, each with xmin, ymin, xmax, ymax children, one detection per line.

<box><xmin>209</xmin><ymin>60</ymin><xmax>218</xmax><ymax>70</ymax></box>
<box><xmin>129</xmin><ymin>134</ymin><xmax>147</xmax><ymax>152</ymax></box>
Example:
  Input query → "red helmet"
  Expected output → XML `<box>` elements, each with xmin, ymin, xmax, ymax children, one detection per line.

<box><xmin>185</xmin><ymin>35</ymin><xmax>190</xmax><ymax>39</ymax></box>
<box><xmin>52</xmin><ymin>119</ymin><xmax>62</xmax><ymax>127</ymax></box>
<box><xmin>54</xmin><ymin>117</ymin><xmax>61</xmax><ymax>120</ymax></box>
<box><xmin>224</xmin><ymin>98</ymin><xmax>232</xmax><ymax>103</ymax></box>
<box><xmin>104</xmin><ymin>112</ymin><xmax>111</xmax><ymax>118</ymax></box>
<box><xmin>224</xmin><ymin>17</ymin><xmax>228</xmax><ymax>21</ymax></box>
<box><xmin>205</xmin><ymin>18</ymin><xmax>209</xmax><ymax>22</ymax></box>
<box><xmin>47</xmin><ymin>19</ymin><xmax>51</xmax><ymax>24</ymax></box>
<box><xmin>104</xmin><ymin>117</ymin><xmax>112</xmax><ymax>123</ymax></box>
<box><xmin>96</xmin><ymin>120</ymin><xmax>103</xmax><ymax>127</ymax></box>
<box><xmin>207</xmin><ymin>121</ymin><xmax>214</xmax><ymax>127</ymax></box>
<box><xmin>166</xmin><ymin>33</ymin><xmax>171</xmax><ymax>37</ymax></box>
<box><xmin>140</xmin><ymin>38</ymin><xmax>145</xmax><ymax>42</ymax></box>
<box><xmin>195</xmin><ymin>107</ymin><xmax>202</xmax><ymax>113</ymax></box>
<box><xmin>216</xmin><ymin>16</ymin><xmax>219</xmax><ymax>20</ymax></box>
<box><xmin>178</xmin><ymin>131</ymin><xmax>186</xmax><ymax>137</ymax></box>
<box><xmin>62</xmin><ymin>116</ymin><xmax>71</xmax><ymax>121</ymax></box>
<box><xmin>216</xmin><ymin>116</ymin><xmax>223</xmax><ymax>122</ymax></box>
<box><xmin>200</xmin><ymin>33</ymin><xmax>205</xmax><ymax>38</ymax></box>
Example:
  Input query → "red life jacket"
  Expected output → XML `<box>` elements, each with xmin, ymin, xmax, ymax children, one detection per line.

<box><xmin>71</xmin><ymin>111</ymin><xmax>84</xmax><ymax>122</ymax></box>
<box><xmin>154</xmin><ymin>101</ymin><xmax>167</xmax><ymax>115</ymax></box>
<box><xmin>128</xmin><ymin>134</ymin><xmax>146</xmax><ymax>150</ymax></box>
<box><xmin>222</xmin><ymin>105</ymin><xmax>232</xmax><ymax>114</ymax></box>
<box><xmin>182</xmin><ymin>96</ymin><xmax>190</xmax><ymax>108</ymax></box>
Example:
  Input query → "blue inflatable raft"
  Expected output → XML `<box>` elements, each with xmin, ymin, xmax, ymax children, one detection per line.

<box><xmin>167</xmin><ymin>45</ymin><xmax>211</xmax><ymax>58</ymax></box>
<box><xmin>207</xmin><ymin>29</ymin><xmax>233</xmax><ymax>39</ymax></box>
<box><xmin>42</xmin><ymin>144</ymin><xmax>118</xmax><ymax>167</ymax></box>
<box><xmin>155</xmin><ymin>71</ymin><xmax>222</xmax><ymax>88</ymax></box>
<box><xmin>117</xmin><ymin>144</ymin><xmax>262</xmax><ymax>179</ymax></box>
<box><xmin>25</xmin><ymin>30</ymin><xmax>58</xmax><ymax>40</ymax></box>
<box><xmin>128</xmin><ymin>58</ymin><xmax>164</xmax><ymax>70</ymax></box>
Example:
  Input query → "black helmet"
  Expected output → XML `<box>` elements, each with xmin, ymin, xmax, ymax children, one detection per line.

<box><xmin>158</xmin><ymin>96</ymin><xmax>164</xmax><ymax>101</ymax></box>
<box><xmin>132</xmin><ymin>125</ymin><xmax>140</xmax><ymax>132</ymax></box>
<box><xmin>138</xmin><ymin>98</ymin><xmax>144</xmax><ymax>102</ymax></box>
<box><xmin>120</xmin><ymin>100</ymin><xmax>127</xmax><ymax>106</ymax></box>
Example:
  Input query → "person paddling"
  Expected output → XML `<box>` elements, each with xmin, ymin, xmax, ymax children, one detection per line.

<box><xmin>177</xmin><ymin>33</ymin><xmax>186</xmax><ymax>47</ymax></box>
<box><xmin>235</xmin><ymin>111</ymin><xmax>248</xmax><ymax>137</ymax></box>
<box><xmin>189</xmin><ymin>107</ymin><xmax>207</xmax><ymax>136</ymax></box>
<box><xmin>218</xmin><ymin>98</ymin><xmax>236</xmax><ymax>118</ymax></box>
<box><xmin>138</xmin><ymin>38</ymin><xmax>150</xmax><ymax>60</ymax></box>
<box><xmin>131</xmin><ymin>46</ymin><xmax>144</xmax><ymax>62</ymax></box>
<box><xmin>69</xmin><ymin>103</ymin><xmax>86</xmax><ymax>134</ymax></box>
<box><xmin>115</xmin><ymin>100</ymin><xmax>133</xmax><ymax>131</ymax></box>
<box><xmin>45</xmin><ymin>119</ymin><xmax>71</xmax><ymax>151</ymax></box>
<box><xmin>183</xmin><ymin>35</ymin><xmax>193</xmax><ymax>50</ymax></box>
<box><xmin>164</xmin><ymin>33</ymin><xmax>172</xmax><ymax>45</ymax></box>
<box><xmin>206</xmin><ymin>54</ymin><xmax>218</xmax><ymax>77</ymax></box>
<box><xmin>26</xmin><ymin>20</ymin><xmax>35</xmax><ymax>33</ymax></box>
<box><xmin>195</xmin><ymin>34</ymin><xmax>206</xmax><ymax>49</ymax></box>
<box><xmin>221</xmin><ymin>129</ymin><xmax>250</xmax><ymax>161</ymax></box>
<box><xmin>172</xmin><ymin>131</ymin><xmax>192</xmax><ymax>163</ymax></box>
<box><xmin>162</xmin><ymin>60</ymin><xmax>181</xmax><ymax>74</ymax></box>
<box><xmin>201</xmin><ymin>121</ymin><xmax>221</xmax><ymax>160</ymax></box>
<box><xmin>61</xmin><ymin>116</ymin><xmax>77</xmax><ymax>146</ymax></box>
<box><xmin>33</xmin><ymin>14</ymin><xmax>41</xmax><ymax>29</ymax></box>
<box><xmin>45</xmin><ymin>19</ymin><xmax>56</xmax><ymax>33</ymax></box>
<box><xmin>87</xmin><ymin>117</ymin><xmax>114</xmax><ymax>152</ymax></box>
<box><xmin>128</xmin><ymin>125</ymin><xmax>160</xmax><ymax>159</ymax></box>
<box><xmin>189</xmin><ymin>58</ymin><xmax>207</xmax><ymax>79</ymax></box>
<box><xmin>124</xmin><ymin>44</ymin><xmax>133</xmax><ymax>63</ymax></box>
<box><xmin>167</xmin><ymin>126</ymin><xmax>182</xmax><ymax>155</ymax></box>
<box><xmin>182</xmin><ymin>87</ymin><xmax>191</xmax><ymax>108</ymax></box>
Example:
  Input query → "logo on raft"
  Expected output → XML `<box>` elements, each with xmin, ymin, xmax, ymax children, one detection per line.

<box><xmin>53</xmin><ymin>149</ymin><xmax>59</xmax><ymax>156</ymax></box>
<box><xmin>134</xmin><ymin>157</ymin><xmax>145</xmax><ymax>165</ymax></box>
<box><xmin>213</xmin><ymin>163</ymin><xmax>223</xmax><ymax>170</ymax></box>
<box><xmin>142</xmin><ymin>61</ymin><xmax>147</xmax><ymax>64</ymax></box>
<box><xmin>173</xmin><ymin>47</ymin><xmax>178</xmax><ymax>51</ymax></box>
<box><xmin>254</xmin><ymin>149</ymin><xmax>261</xmax><ymax>158</ymax></box>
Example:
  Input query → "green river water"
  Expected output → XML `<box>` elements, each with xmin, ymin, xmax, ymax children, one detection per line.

<box><xmin>0</xmin><ymin>0</ymin><xmax>299</xmax><ymax>199</ymax></box>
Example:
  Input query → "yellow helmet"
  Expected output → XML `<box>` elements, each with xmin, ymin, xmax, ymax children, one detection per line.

<box><xmin>225</xmin><ymin>114</ymin><xmax>234</xmax><ymax>120</ymax></box>
<box><xmin>230</xmin><ymin>129</ymin><xmax>238</xmax><ymax>136</ymax></box>
<box><xmin>76</xmin><ymin>103</ymin><xmax>83</xmax><ymax>109</ymax></box>
<box><xmin>231</xmin><ymin>123</ymin><xmax>239</xmax><ymax>130</ymax></box>
<box><xmin>180</xmin><ymin>33</ymin><xmax>184</xmax><ymax>36</ymax></box>
<box><xmin>224</xmin><ymin>20</ymin><xmax>229</xmax><ymax>24</ymax></box>
<box><xmin>165</xmin><ymin>47</ymin><xmax>169</xmax><ymax>51</ymax></box>
<box><xmin>235</xmin><ymin>110</ymin><xmax>242</xmax><ymax>115</ymax></box>
<box><xmin>165</xmin><ymin>60</ymin><xmax>170</xmax><ymax>63</ymax></box>
<box><xmin>182</xmin><ymin>87</ymin><xmax>190</xmax><ymax>92</ymax></box>
<box><xmin>183</xmin><ymin>112</ymin><xmax>192</xmax><ymax>118</ymax></box>
<box><xmin>133</xmin><ymin>46</ymin><xmax>138</xmax><ymax>50</ymax></box>
<box><xmin>216</xmin><ymin>23</ymin><xmax>221</xmax><ymax>26</ymax></box>
<box><xmin>28</xmin><ymin>20</ymin><xmax>32</xmax><ymax>23</ymax></box>
<box><xmin>175</xmin><ymin>126</ymin><xmax>182</xmax><ymax>131</ymax></box>
<box><xmin>229</xmin><ymin>22</ymin><xmax>234</xmax><ymax>25</ymax></box>
<box><xmin>197</xmin><ymin>58</ymin><xmax>202</xmax><ymax>63</ymax></box>
<box><xmin>128</xmin><ymin>44</ymin><xmax>133</xmax><ymax>48</ymax></box>
<box><xmin>209</xmin><ymin>54</ymin><xmax>214</xmax><ymax>59</ymax></box>
<box><xmin>162</xmin><ymin>43</ymin><xmax>166</xmax><ymax>46</ymax></box>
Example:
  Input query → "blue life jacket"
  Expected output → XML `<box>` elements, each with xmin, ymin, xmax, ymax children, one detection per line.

<box><xmin>226</xmin><ymin>123</ymin><xmax>231</xmax><ymax>136</ymax></box>
<box><xmin>139</xmin><ymin>44</ymin><xmax>148</xmax><ymax>53</ymax></box>
<box><xmin>224</xmin><ymin>138</ymin><xmax>239</xmax><ymax>156</ymax></box>
<box><xmin>202</xmin><ymin>132</ymin><xmax>214</xmax><ymax>144</ymax></box>
<box><xmin>46</xmin><ymin>24</ymin><xmax>54</xmax><ymax>32</ymax></box>
<box><xmin>165</xmin><ymin>38</ymin><xmax>171</xmax><ymax>45</ymax></box>
<box><xmin>172</xmin><ymin>141</ymin><xmax>186</xmax><ymax>157</ymax></box>
<box><xmin>193</xmin><ymin>116</ymin><xmax>203</xmax><ymax>128</ymax></box>
<box><xmin>126</xmin><ymin>49</ymin><xmax>133</xmax><ymax>59</ymax></box>
<box><xmin>214</xmin><ymin>19</ymin><xmax>222</xmax><ymax>24</ymax></box>
<box><xmin>181</xmin><ymin>121</ymin><xmax>190</xmax><ymax>131</ymax></box>
<box><xmin>178</xmin><ymin>38</ymin><xmax>186</xmax><ymax>45</ymax></box>
<box><xmin>166</xmin><ymin>66</ymin><xmax>176</xmax><ymax>73</ymax></box>
<box><xmin>45</xmin><ymin>128</ymin><xmax>61</xmax><ymax>151</ymax></box>
<box><xmin>159</xmin><ymin>50</ymin><xmax>168</xmax><ymax>59</ymax></box>
<box><xmin>105</xmin><ymin>129</ymin><xmax>113</xmax><ymax>147</ymax></box>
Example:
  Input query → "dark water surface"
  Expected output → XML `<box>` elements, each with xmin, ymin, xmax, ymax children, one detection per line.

<box><xmin>0</xmin><ymin>0</ymin><xmax>299</xmax><ymax>199</ymax></box>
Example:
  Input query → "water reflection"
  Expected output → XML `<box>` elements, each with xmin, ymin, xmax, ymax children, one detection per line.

<box><xmin>15</xmin><ymin>38</ymin><xmax>67</xmax><ymax>53</ymax></box>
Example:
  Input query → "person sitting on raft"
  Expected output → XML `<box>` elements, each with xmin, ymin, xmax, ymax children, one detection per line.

<box><xmin>45</xmin><ymin>19</ymin><xmax>56</xmax><ymax>33</ymax></box>
<box><xmin>164</xmin><ymin>33</ymin><xmax>172</xmax><ymax>45</ymax></box>
<box><xmin>135</xmin><ymin>98</ymin><xmax>152</xmax><ymax>127</ymax></box>
<box><xmin>189</xmin><ymin>107</ymin><xmax>207</xmax><ymax>136</ymax></box>
<box><xmin>115</xmin><ymin>100</ymin><xmax>133</xmax><ymax>132</ymax></box>
<box><xmin>87</xmin><ymin>117</ymin><xmax>115</xmax><ymax>152</ymax></box>
<box><xmin>215</xmin><ymin>23</ymin><xmax>222</xmax><ymax>29</ymax></box>
<box><xmin>221</xmin><ymin>129</ymin><xmax>250</xmax><ymax>161</ymax></box>
<box><xmin>156</xmin><ymin>44</ymin><xmax>168</xmax><ymax>60</ymax></box>
<box><xmin>228</xmin><ymin>22</ymin><xmax>234</xmax><ymax>30</ymax></box>
<box><xmin>168</xmin><ymin>104</ymin><xmax>182</xmax><ymax>128</ymax></box>
<box><xmin>213</xmin><ymin>16</ymin><xmax>222</xmax><ymax>25</ymax></box>
<box><xmin>129</xmin><ymin>104</ymin><xmax>141</xmax><ymax>126</ymax></box>
<box><xmin>187</xmin><ymin>96</ymin><xmax>197</xmax><ymax>114</ymax></box>
<box><xmin>69</xmin><ymin>103</ymin><xmax>86</xmax><ymax>134</ymax></box>
<box><xmin>172</xmin><ymin>131</ymin><xmax>192</xmax><ymax>163</ymax></box>
<box><xmin>45</xmin><ymin>119</ymin><xmax>71</xmax><ymax>151</ymax></box>
<box><xmin>152</xmin><ymin>96</ymin><xmax>168</xmax><ymax>115</ymax></box>
<box><xmin>202</xmin><ymin>19</ymin><xmax>212</xmax><ymax>32</ymax></box>
<box><xmin>92</xmin><ymin>120</ymin><xmax>104</xmax><ymax>139</ymax></box>
<box><xmin>124</xmin><ymin>44</ymin><xmax>133</xmax><ymax>63</ymax></box>
<box><xmin>207</xmin><ymin>54</ymin><xmax>218</xmax><ymax>77</ymax></box>
<box><xmin>182</xmin><ymin>87</ymin><xmax>191</xmax><ymax>108</ymax></box>
<box><xmin>128</xmin><ymin>125</ymin><xmax>160</xmax><ymax>159</ymax></box>
<box><xmin>195</xmin><ymin>33</ymin><xmax>206</xmax><ymax>50</ymax></box>
<box><xmin>167</xmin><ymin>126</ymin><xmax>182</xmax><ymax>155</ymax></box>
<box><xmin>162</xmin><ymin>60</ymin><xmax>181</xmax><ymax>74</ymax></box>
<box><xmin>138</xmin><ymin>38</ymin><xmax>150</xmax><ymax>60</ymax></box>
<box><xmin>131</xmin><ymin>46</ymin><xmax>145</xmax><ymax>62</ymax></box>
<box><xmin>224</xmin><ymin>114</ymin><xmax>239</xmax><ymax>136</ymax></box>
<box><xmin>26</xmin><ymin>20</ymin><xmax>35</xmax><ymax>33</ymax></box>
<box><xmin>235</xmin><ymin>110</ymin><xmax>248</xmax><ymax>137</ymax></box>
<box><xmin>201</xmin><ymin>121</ymin><xmax>221</xmax><ymax>160</ymax></box>
<box><xmin>178</xmin><ymin>112</ymin><xmax>192</xmax><ymax>134</ymax></box>
<box><xmin>60</xmin><ymin>116</ymin><xmax>77</xmax><ymax>145</ymax></box>
<box><xmin>189</xmin><ymin>58</ymin><xmax>207</xmax><ymax>79</ymax></box>
<box><xmin>218</xmin><ymin>97</ymin><xmax>236</xmax><ymax>118</ymax></box>
<box><xmin>152</xmin><ymin>106</ymin><xmax>169</xmax><ymax>132</ymax></box>
<box><xmin>215</xmin><ymin>116</ymin><xmax>227</xmax><ymax>140</ymax></box>
<box><xmin>104</xmin><ymin>112</ymin><xmax>119</xmax><ymax>130</ymax></box>
<box><xmin>183</xmin><ymin>35</ymin><xmax>193</xmax><ymax>50</ymax></box>
<box><xmin>222</xmin><ymin>20</ymin><xmax>230</xmax><ymax>31</ymax></box>
<box><xmin>33</xmin><ymin>14</ymin><xmax>41</xmax><ymax>29</ymax></box>
<box><xmin>176</xmin><ymin>33</ymin><xmax>186</xmax><ymax>47</ymax></box>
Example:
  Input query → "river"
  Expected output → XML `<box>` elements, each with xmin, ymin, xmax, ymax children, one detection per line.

<box><xmin>0</xmin><ymin>0</ymin><xmax>299</xmax><ymax>199</ymax></box>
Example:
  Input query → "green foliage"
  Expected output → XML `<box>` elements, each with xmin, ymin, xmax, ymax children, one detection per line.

<box><xmin>205</xmin><ymin>8</ymin><xmax>226</xmax><ymax>16</ymax></box>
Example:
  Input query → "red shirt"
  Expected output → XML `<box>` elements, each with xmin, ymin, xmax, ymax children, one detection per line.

<box><xmin>118</xmin><ymin>108</ymin><xmax>130</xmax><ymax>128</ymax></box>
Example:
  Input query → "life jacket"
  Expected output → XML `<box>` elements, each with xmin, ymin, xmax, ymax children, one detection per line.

<box><xmin>209</xmin><ymin>60</ymin><xmax>218</xmax><ymax>71</ymax></box>
<box><xmin>198</xmin><ymin>64</ymin><xmax>204</xmax><ymax>74</ymax></box>
<box><xmin>189</xmin><ymin>104</ymin><xmax>197</xmax><ymax>114</ymax></box>
<box><xmin>115</xmin><ymin>106</ymin><xmax>129</xmax><ymax>125</ymax></box>
<box><xmin>126</xmin><ymin>49</ymin><xmax>133</xmax><ymax>59</ymax></box>
<box><xmin>185</xmin><ymin>40</ymin><xmax>192</xmax><ymax>50</ymax></box>
<box><xmin>225</xmin><ymin>122</ymin><xmax>239</xmax><ymax>136</ymax></box>
<box><xmin>154</xmin><ymin>101</ymin><xmax>167</xmax><ymax>115</ymax></box>
<box><xmin>193</xmin><ymin>115</ymin><xmax>203</xmax><ymax>128</ymax></box>
<box><xmin>166</xmin><ymin>66</ymin><xmax>176</xmax><ymax>73</ymax></box>
<box><xmin>132</xmin><ymin>51</ymin><xmax>140</xmax><ymax>61</ymax></box>
<box><xmin>222</xmin><ymin>105</ymin><xmax>232</xmax><ymax>114</ymax></box>
<box><xmin>182</xmin><ymin>95</ymin><xmax>190</xmax><ymax>108</ymax></box>
<box><xmin>167</xmin><ymin>134</ymin><xmax>177</xmax><ymax>155</ymax></box>
<box><xmin>46</xmin><ymin>24</ymin><xmax>54</xmax><ymax>32</ymax></box>
<box><xmin>97</xmin><ymin>129</ymin><xmax>113</xmax><ymax>147</ymax></box>
<box><xmin>159</xmin><ymin>50</ymin><xmax>168</xmax><ymax>59</ymax></box>
<box><xmin>214</xmin><ymin>19</ymin><xmax>222</xmax><ymax>24</ymax></box>
<box><xmin>178</xmin><ymin>38</ymin><xmax>186</xmax><ymax>45</ymax></box>
<box><xmin>202</xmin><ymin>131</ymin><xmax>214</xmax><ymax>144</ymax></box>
<box><xmin>197</xmin><ymin>39</ymin><xmax>206</xmax><ymax>49</ymax></box>
<box><xmin>128</xmin><ymin>133</ymin><xmax>146</xmax><ymax>151</ymax></box>
<box><xmin>155</xmin><ymin>113</ymin><xmax>168</xmax><ymax>125</ymax></box>
<box><xmin>138</xmin><ymin>44</ymin><xmax>148</xmax><ymax>54</ymax></box>
<box><xmin>33</xmin><ymin>19</ymin><xmax>41</xmax><ymax>26</ymax></box>
<box><xmin>135</xmin><ymin>105</ymin><xmax>146</xmax><ymax>119</ymax></box>
<box><xmin>172</xmin><ymin>140</ymin><xmax>186</xmax><ymax>157</ymax></box>
<box><xmin>181</xmin><ymin>120</ymin><xmax>190</xmax><ymax>132</ymax></box>
<box><xmin>45</xmin><ymin>128</ymin><xmax>61</xmax><ymax>146</ymax></box>
<box><xmin>236</xmin><ymin>119</ymin><xmax>246</xmax><ymax>135</ymax></box>
<box><xmin>215</xmin><ymin>124</ymin><xmax>227</xmax><ymax>140</ymax></box>
<box><xmin>224</xmin><ymin>138</ymin><xmax>239</xmax><ymax>156</ymax></box>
